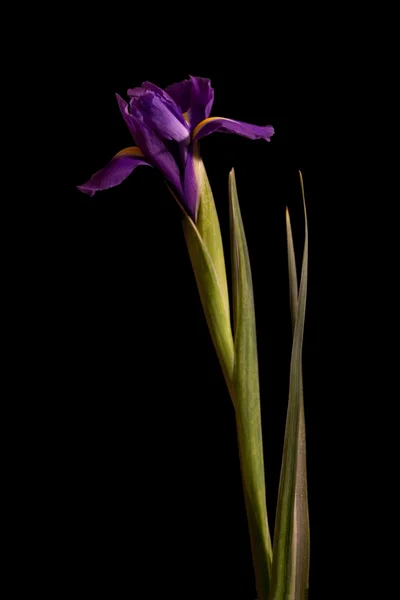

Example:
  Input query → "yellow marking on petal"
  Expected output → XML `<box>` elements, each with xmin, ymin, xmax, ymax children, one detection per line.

<box><xmin>192</xmin><ymin>117</ymin><xmax>227</xmax><ymax>140</ymax></box>
<box><xmin>182</xmin><ymin>111</ymin><xmax>191</xmax><ymax>124</ymax></box>
<box><xmin>113</xmin><ymin>146</ymin><xmax>145</xmax><ymax>159</ymax></box>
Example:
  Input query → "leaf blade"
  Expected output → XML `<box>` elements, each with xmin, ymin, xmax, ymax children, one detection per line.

<box><xmin>286</xmin><ymin>185</ymin><xmax>310</xmax><ymax>600</ymax></box>
<box><xmin>229</xmin><ymin>169</ymin><xmax>273</xmax><ymax>600</ymax></box>
<box><xmin>270</xmin><ymin>172</ymin><xmax>309</xmax><ymax>600</ymax></box>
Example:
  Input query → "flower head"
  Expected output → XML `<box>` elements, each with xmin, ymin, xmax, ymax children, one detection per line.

<box><xmin>78</xmin><ymin>76</ymin><xmax>274</xmax><ymax>220</ymax></box>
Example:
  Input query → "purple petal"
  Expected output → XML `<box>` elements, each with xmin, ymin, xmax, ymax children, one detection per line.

<box><xmin>193</xmin><ymin>117</ymin><xmax>275</xmax><ymax>142</ymax></box>
<box><xmin>77</xmin><ymin>155</ymin><xmax>149</xmax><ymax>197</ymax></box>
<box><xmin>116</xmin><ymin>94</ymin><xmax>184</xmax><ymax>198</ymax></box>
<box><xmin>183</xmin><ymin>146</ymin><xmax>199</xmax><ymax>221</ymax></box>
<box><xmin>164</xmin><ymin>79</ymin><xmax>192</xmax><ymax>112</ymax></box>
<box><xmin>141</xmin><ymin>82</ymin><xmax>187</xmax><ymax>124</ymax></box>
<box><xmin>165</xmin><ymin>76</ymin><xmax>214</xmax><ymax>131</ymax></box>
<box><xmin>116</xmin><ymin>94</ymin><xmax>140</xmax><ymax>145</ymax></box>
<box><xmin>126</xmin><ymin>87</ymin><xmax>147</xmax><ymax>99</ymax></box>
<box><xmin>128</xmin><ymin>82</ymin><xmax>190</xmax><ymax>143</ymax></box>
<box><xmin>135</xmin><ymin>92</ymin><xmax>189</xmax><ymax>142</ymax></box>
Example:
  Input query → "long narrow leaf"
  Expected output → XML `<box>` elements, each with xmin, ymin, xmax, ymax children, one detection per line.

<box><xmin>229</xmin><ymin>169</ymin><xmax>272</xmax><ymax>600</ymax></box>
<box><xmin>286</xmin><ymin>174</ymin><xmax>310</xmax><ymax>599</ymax></box>
<box><xmin>270</xmin><ymin>171</ymin><xmax>309</xmax><ymax>600</ymax></box>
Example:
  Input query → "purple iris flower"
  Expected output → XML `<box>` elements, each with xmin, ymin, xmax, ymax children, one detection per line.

<box><xmin>78</xmin><ymin>76</ymin><xmax>274</xmax><ymax>221</ymax></box>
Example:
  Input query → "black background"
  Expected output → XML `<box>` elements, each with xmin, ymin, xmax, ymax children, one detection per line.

<box><xmin>39</xmin><ymin>12</ymin><xmax>338</xmax><ymax>599</ymax></box>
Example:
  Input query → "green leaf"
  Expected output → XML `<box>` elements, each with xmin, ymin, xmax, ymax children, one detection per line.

<box><xmin>183</xmin><ymin>214</ymin><xmax>234</xmax><ymax>399</ymax></box>
<box><xmin>229</xmin><ymin>169</ymin><xmax>273</xmax><ymax>600</ymax></box>
<box><xmin>269</xmin><ymin>171</ymin><xmax>309</xmax><ymax>600</ymax></box>
<box><xmin>285</xmin><ymin>180</ymin><xmax>310</xmax><ymax>600</ymax></box>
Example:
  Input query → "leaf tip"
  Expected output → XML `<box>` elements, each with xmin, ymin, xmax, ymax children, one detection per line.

<box><xmin>285</xmin><ymin>207</ymin><xmax>292</xmax><ymax>230</ymax></box>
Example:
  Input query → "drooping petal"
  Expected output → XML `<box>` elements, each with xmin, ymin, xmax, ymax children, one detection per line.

<box><xmin>165</xmin><ymin>76</ymin><xmax>214</xmax><ymax>131</ymax></box>
<box><xmin>116</xmin><ymin>94</ymin><xmax>184</xmax><ymax>198</ymax></box>
<box><xmin>77</xmin><ymin>152</ymin><xmax>149</xmax><ymax>197</ymax></box>
<box><xmin>193</xmin><ymin>117</ymin><xmax>275</xmax><ymax>142</ymax></box>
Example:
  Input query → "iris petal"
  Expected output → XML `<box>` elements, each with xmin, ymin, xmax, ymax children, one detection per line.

<box><xmin>165</xmin><ymin>76</ymin><xmax>214</xmax><ymax>131</ymax></box>
<box><xmin>77</xmin><ymin>154</ymin><xmax>149</xmax><ymax>197</ymax></box>
<box><xmin>126</xmin><ymin>87</ymin><xmax>147</xmax><ymax>99</ymax></box>
<box><xmin>136</xmin><ymin>92</ymin><xmax>190</xmax><ymax>142</ymax></box>
<box><xmin>164</xmin><ymin>78</ymin><xmax>192</xmax><ymax>113</ymax></box>
<box><xmin>141</xmin><ymin>82</ymin><xmax>187</xmax><ymax>124</ymax></box>
<box><xmin>183</xmin><ymin>145</ymin><xmax>199</xmax><ymax>221</ymax></box>
<box><xmin>128</xmin><ymin>82</ymin><xmax>190</xmax><ymax>143</ymax></box>
<box><xmin>193</xmin><ymin>117</ymin><xmax>275</xmax><ymax>142</ymax></box>
<box><xmin>116</xmin><ymin>94</ymin><xmax>184</xmax><ymax>198</ymax></box>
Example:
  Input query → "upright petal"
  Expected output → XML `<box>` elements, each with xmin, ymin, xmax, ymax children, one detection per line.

<box><xmin>193</xmin><ymin>117</ymin><xmax>275</xmax><ymax>142</ymax></box>
<box><xmin>188</xmin><ymin>76</ymin><xmax>214</xmax><ymax>122</ymax></box>
<box><xmin>165</xmin><ymin>78</ymin><xmax>192</xmax><ymax>113</ymax></box>
<box><xmin>126</xmin><ymin>86</ymin><xmax>147</xmax><ymax>99</ymax></box>
<box><xmin>165</xmin><ymin>76</ymin><xmax>214</xmax><ymax>131</ymax></box>
<box><xmin>116</xmin><ymin>94</ymin><xmax>140</xmax><ymax>145</ymax></box>
<box><xmin>135</xmin><ymin>91</ymin><xmax>190</xmax><ymax>142</ymax></box>
<box><xmin>77</xmin><ymin>152</ymin><xmax>149</xmax><ymax>197</ymax></box>
<box><xmin>183</xmin><ymin>145</ymin><xmax>198</xmax><ymax>220</ymax></box>
<box><xmin>141</xmin><ymin>82</ymin><xmax>187</xmax><ymax>125</ymax></box>
<box><xmin>116</xmin><ymin>94</ymin><xmax>184</xmax><ymax>197</ymax></box>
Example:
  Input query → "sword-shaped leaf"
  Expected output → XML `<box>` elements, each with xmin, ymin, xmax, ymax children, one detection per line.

<box><xmin>269</xmin><ymin>171</ymin><xmax>309</xmax><ymax>600</ymax></box>
<box><xmin>229</xmin><ymin>169</ymin><xmax>273</xmax><ymax>600</ymax></box>
<box><xmin>285</xmin><ymin>176</ymin><xmax>310</xmax><ymax>600</ymax></box>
